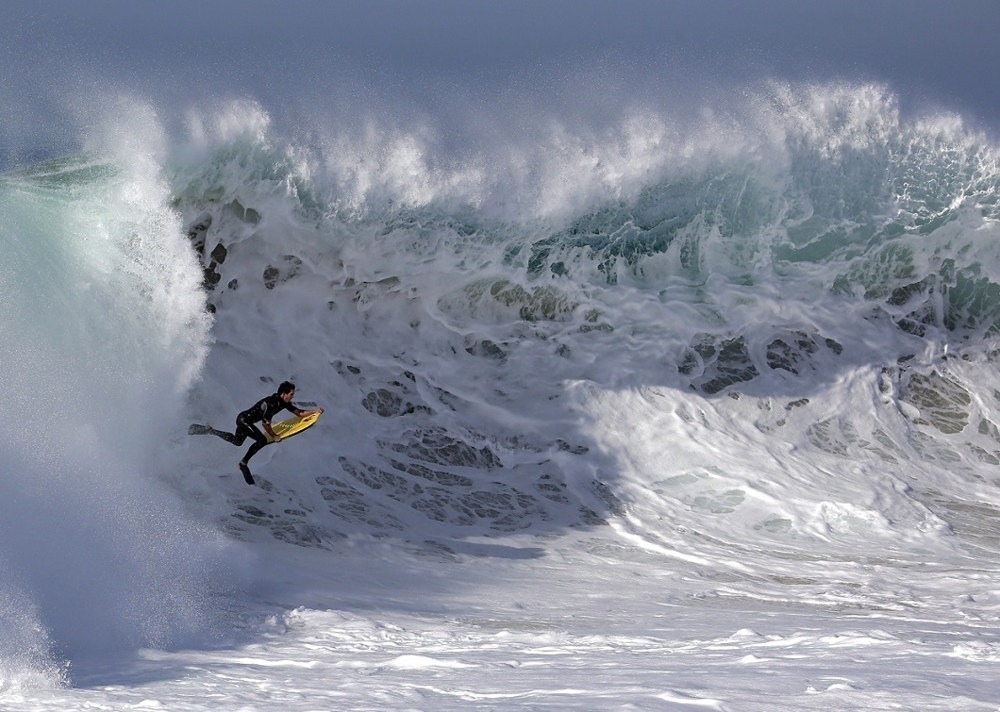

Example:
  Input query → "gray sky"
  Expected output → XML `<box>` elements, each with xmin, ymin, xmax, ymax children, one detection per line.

<box><xmin>2</xmin><ymin>0</ymin><xmax>999</xmax><ymax>163</ymax></box>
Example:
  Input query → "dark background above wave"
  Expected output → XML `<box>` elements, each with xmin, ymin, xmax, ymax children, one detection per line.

<box><xmin>3</xmin><ymin>1</ymin><xmax>1000</xmax><ymax>170</ymax></box>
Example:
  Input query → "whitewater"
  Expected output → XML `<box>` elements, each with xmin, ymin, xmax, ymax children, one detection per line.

<box><xmin>3</xmin><ymin>81</ymin><xmax>1000</xmax><ymax>710</ymax></box>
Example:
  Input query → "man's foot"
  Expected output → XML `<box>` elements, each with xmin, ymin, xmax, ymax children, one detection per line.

<box><xmin>239</xmin><ymin>462</ymin><xmax>255</xmax><ymax>486</ymax></box>
<box><xmin>189</xmin><ymin>423</ymin><xmax>211</xmax><ymax>435</ymax></box>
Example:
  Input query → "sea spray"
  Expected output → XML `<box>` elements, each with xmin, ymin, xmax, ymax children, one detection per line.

<box><xmin>0</xmin><ymin>568</ymin><xmax>66</xmax><ymax>692</ymax></box>
<box><xmin>0</xmin><ymin>130</ymin><xmax>235</xmax><ymax>681</ymax></box>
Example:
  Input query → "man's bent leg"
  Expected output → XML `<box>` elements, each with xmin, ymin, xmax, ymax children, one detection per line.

<box><xmin>238</xmin><ymin>424</ymin><xmax>269</xmax><ymax>486</ymax></box>
<box><xmin>241</xmin><ymin>425</ymin><xmax>269</xmax><ymax>463</ymax></box>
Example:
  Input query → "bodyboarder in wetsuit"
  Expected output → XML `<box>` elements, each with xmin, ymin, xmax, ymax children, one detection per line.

<box><xmin>189</xmin><ymin>381</ymin><xmax>324</xmax><ymax>485</ymax></box>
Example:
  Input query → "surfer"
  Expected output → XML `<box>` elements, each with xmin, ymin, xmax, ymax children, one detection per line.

<box><xmin>189</xmin><ymin>381</ymin><xmax>323</xmax><ymax>485</ymax></box>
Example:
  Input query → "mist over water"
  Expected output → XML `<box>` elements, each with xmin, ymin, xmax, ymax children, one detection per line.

<box><xmin>0</xmin><ymin>132</ymin><xmax>237</xmax><ymax>681</ymax></box>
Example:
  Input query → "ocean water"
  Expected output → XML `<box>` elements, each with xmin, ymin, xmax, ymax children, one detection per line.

<box><xmin>3</xmin><ymin>81</ymin><xmax>1000</xmax><ymax>709</ymax></box>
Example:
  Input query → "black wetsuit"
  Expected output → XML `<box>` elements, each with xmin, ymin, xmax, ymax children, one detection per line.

<box><xmin>207</xmin><ymin>393</ymin><xmax>298</xmax><ymax>464</ymax></box>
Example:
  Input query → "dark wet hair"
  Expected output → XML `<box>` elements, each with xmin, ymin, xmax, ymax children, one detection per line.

<box><xmin>278</xmin><ymin>381</ymin><xmax>296</xmax><ymax>396</ymax></box>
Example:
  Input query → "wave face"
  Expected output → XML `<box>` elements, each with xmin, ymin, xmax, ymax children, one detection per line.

<box><xmin>5</xmin><ymin>82</ymin><xmax>1000</xmax><ymax>688</ymax></box>
<box><xmin>172</xmin><ymin>84</ymin><xmax>1000</xmax><ymax>562</ymax></box>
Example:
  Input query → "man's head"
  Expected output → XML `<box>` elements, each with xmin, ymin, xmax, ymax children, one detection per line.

<box><xmin>278</xmin><ymin>381</ymin><xmax>296</xmax><ymax>402</ymax></box>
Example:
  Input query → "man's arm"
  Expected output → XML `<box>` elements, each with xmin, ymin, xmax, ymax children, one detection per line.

<box><xmin>292</xmin><ymin>406</ymin><xmax>324</xmax><ymax>417</ymax></box>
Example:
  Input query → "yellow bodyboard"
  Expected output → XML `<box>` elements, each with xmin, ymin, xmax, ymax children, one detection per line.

<box><xmin>266</xmin><ymin>411</ymin><xmax>321</xmax><ymax>443</ymax></box>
